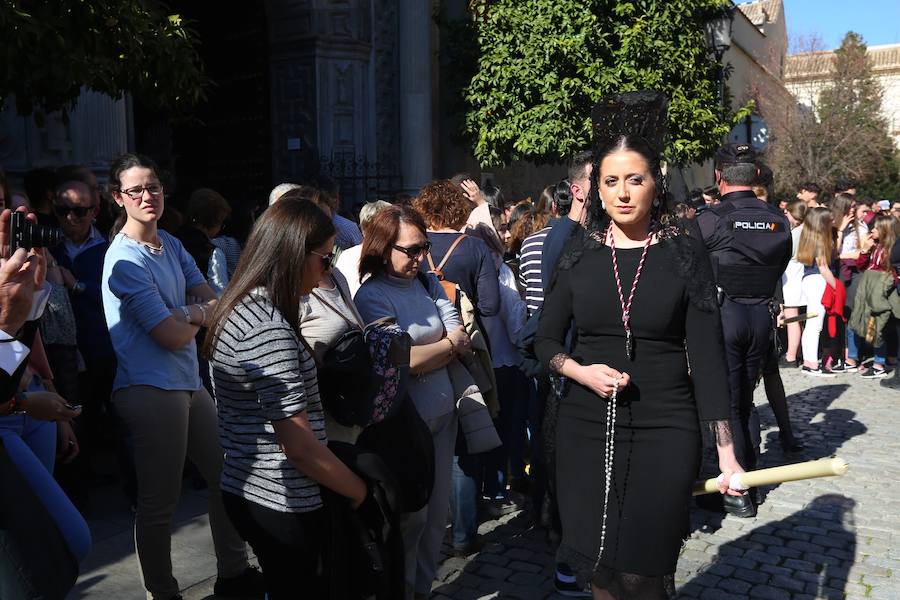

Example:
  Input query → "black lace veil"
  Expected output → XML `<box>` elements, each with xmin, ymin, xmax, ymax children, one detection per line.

<box><xmin>557</xmin><ymin>90</ymin><xmax>717</xmax><ymax>313</ymax></box>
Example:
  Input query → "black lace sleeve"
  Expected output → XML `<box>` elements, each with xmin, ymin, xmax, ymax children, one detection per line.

<box><xmin>707</xmin><ymin>419</ymin><xmax>734</xmax><ymax>447</ymax></box>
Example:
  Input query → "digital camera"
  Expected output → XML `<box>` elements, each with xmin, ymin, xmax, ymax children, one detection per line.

<box><xmin>9</xmin><ymin>211</ymin><xmax>63</xmax><ymax>252</ymax></box>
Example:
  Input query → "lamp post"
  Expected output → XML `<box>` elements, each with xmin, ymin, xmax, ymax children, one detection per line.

<box><xmin>703</xmin><ymin>4</ymin><xmax>735</xmax><ymax>109</ymax></box>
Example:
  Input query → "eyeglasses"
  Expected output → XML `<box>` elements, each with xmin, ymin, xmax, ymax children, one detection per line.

<box><xmin>118</xmin><ymin>184</ymin><xmax>164</xmax><ymax>201</ymax></box>
<box><xmin>392</xmin><ymin>241</ymin><xmax>432</xmax><ymax>259</ymax></box>
<box><xmin>53</xmin><ymin>204</ymin><xmax>98</xmax><ymax>218</ymax></box>
<box><xmin>309</xmin><ymin>250</ymin><xmax>335</xmax><ymax>270</ymax></box>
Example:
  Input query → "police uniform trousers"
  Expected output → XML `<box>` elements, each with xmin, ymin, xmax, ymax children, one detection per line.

<box><xmin>719</xmin><ymin>298</ymin><xmax>771</xmax><ymax>472</ymax></box>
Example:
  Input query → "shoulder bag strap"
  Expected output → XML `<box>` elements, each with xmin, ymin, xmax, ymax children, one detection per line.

<box><xmin>432</xmin><ymin>234</ymin><xmax>467</xmax><ymax>273</ymax></box>
<box><xmin>310</xmin><ymin>275</ymin><xmax>365</xmax><ymax>330</ymax></box>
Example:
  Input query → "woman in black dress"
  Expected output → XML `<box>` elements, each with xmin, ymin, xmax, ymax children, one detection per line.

<box><xmin>535</xmin><ymin>91</ymin><xmax>745</xmax><ymax>599</ymax></box>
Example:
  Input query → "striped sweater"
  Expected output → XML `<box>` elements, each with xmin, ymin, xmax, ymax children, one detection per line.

<box><xmin>210</xmin><ymin>289</ymin><xmax>327</xmax><ymax>513</ymax></box>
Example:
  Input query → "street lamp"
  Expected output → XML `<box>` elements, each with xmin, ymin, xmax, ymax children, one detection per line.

<box><xmin>704</xmin><ymin>4</ymin><xmax>735</xmax><ymax>107</ymax></box>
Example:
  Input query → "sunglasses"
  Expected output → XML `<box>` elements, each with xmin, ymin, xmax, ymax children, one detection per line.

<box><xmin>53</xmin><ymin>204</ymin><xmax>98</xmax><ymax>218</ymax></box>
<box><xmin>309</xmin><ymin>250</ymin><xmax>335</xmax><ymax>270</ymax></box>
<box><xmin>392</xmin><ymin>241</ymin><xmax>432</xmax><ymax>259</ymax></box>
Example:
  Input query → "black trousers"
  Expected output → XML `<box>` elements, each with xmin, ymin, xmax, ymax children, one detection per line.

<box><xmin>720</xmin><ymin>300</ymin><xmax>772</xmax><ymax>472</ymax></box>
<box><xmin>222</xmin><ymin>492</ymin><xmax>327</xmax><ymax>599</ymax></box>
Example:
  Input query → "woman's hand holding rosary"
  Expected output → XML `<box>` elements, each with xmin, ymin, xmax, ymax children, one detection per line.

<box><xmin>549</xmin><ymin>354</ymin><xmax>630</xmax><ymax>399</ymax></box>
<box><xmin>578</xmin><ymin>363</ymin><xmax>630</xmax><ymax>399</ymax></box>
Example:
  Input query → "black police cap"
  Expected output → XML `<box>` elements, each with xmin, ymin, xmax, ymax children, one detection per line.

<box><xmin>715</xmin><ymin>143</ymin><xmax>757</xmax><ymax>168</ymax></box>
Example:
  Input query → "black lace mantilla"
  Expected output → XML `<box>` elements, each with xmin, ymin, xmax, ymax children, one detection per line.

<box><xmin>555</xmin><ymin>218</ymin><xmax>718</xmax><ymax>314</ymax></box>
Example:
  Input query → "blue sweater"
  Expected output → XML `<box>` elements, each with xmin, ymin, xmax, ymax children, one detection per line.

<box><xmin>51</xmin><ymin>239</ymin><xmax>113</xmax><ymax>361</ymax></box>
<box><xmin>541</xmin><ymin>218</ymin><xmax>579</xmax><ymax>292</ymax></box>
<box><xmin>426</xmin><ymin>232</ymin><xmax>500</xmax><ymax>317</ymax></box>
<box><xmin>102</xmin><ymin>231</ymin><xmax>206</xmax><ymax>392</ymax></box>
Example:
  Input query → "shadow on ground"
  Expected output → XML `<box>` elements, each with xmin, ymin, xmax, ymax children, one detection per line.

<box><xmin>678</xmin><ymin>494</ymin><xmax>857</xmax><ymax>599</ymax></box>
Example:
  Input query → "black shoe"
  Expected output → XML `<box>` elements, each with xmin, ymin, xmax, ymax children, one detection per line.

<box><xmin>780</xmin><ymin>436</ymin><xmax>804</xmax><ymax>453</ymax></box>
<box><xmin>801</xmin><ymin>365</ymin><xmax>836</xmax><ymax>377</ymax></box>
<box><xmin>778</xmin><ymin>356</ymin><xmax>799</xmax><ymax>369</ymax></box>
<box><xmin>554</xmin><ymin>563</ymin><xmax>592</xmax><ymax>597</ymax></box>
<box><xmin>860</xmin><ymin>366</ymin><xmax>890</xmax><ymax>379</ymax></box>
<box><xmin>451</xmin><ymin>537</ymin><xmax>483</xmax><ymax>557</ymax></box>
<box><xmin>214</xmin><ymin>565</ymin><xmax>265</xmax><ymax>599</ymax></box>
<box><xmin>722</xmin><ymin>493</ymin><xmax>756</xmax><ymax>518</ymax></box>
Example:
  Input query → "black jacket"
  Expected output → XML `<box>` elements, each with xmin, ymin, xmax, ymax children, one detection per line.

<box><xmin>323</xmin><ymin>442</ymin><xmax>405</xmax><ymax>600</ymax></box>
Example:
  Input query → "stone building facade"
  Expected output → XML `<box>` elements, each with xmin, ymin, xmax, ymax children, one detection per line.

<box><xmin>785</xmin><ymin>43</ymin><xmax>900</xmax><ymax>151</ymax></box>
<box><xmin>2</xmin><ymin>0</ymin><xmax>807</xmax><ymax>207</ymax></box>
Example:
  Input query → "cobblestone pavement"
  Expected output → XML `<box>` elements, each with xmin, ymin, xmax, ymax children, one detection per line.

<box><xmin>70</xmin><ymin>367</ymin><xmax>899</xmax><ymax>599</ymax></box>
<box><xmin>427</xmin><ymin>368</ymin><xmax>900</xmax><ymax>600</ymax></box>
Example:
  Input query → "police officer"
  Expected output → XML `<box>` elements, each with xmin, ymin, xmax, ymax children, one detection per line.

<box><xmin>697</xmin><ymin>143</ymin><xmax>792</xmax><ymax>518</ymax></box>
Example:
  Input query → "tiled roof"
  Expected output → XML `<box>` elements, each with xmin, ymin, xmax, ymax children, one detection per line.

<box><xmin>786</xmin><ymin>43</ymin><xmax>900</xmax><ymax>80</ymax></box>
<box><xmin>737</xmin><ymin>0</ymin><xmax>782</xmax><ymax>27</ymax></box>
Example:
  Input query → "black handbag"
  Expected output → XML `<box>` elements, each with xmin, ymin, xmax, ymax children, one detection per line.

<box><xmin>306</xmin><ymin>277</ymin><xmax>410</xmax><ymax>428</ymax></box>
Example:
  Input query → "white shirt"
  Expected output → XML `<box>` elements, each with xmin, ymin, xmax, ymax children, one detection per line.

<box><xmin>841</xmin><ymin>222</ymin><xmax>869</xmax><ymax>254</ymax></box>
<box><xmin>334</xmin><ymin>244</ymin><xmax>365</xmax><ymax>298</ymax></box>
<box><xmin>0</xmin><ymin>282</ymin><xmax>52</xmax><ymax>376</ymax></box>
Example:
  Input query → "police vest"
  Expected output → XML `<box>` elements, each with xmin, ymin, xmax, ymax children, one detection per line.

<box><xmin>708</xmin><ymin>201</ymin><xmax>790</xmax><ymax>299</ymax></box>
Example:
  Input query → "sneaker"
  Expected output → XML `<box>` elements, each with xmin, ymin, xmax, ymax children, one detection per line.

<box><xmin>828</xmin><ymin>361</ymin><xmax>853</xmax><ymax>373</ymax></box>
<box><xmin>214</xmin><ymin>565</ymin><xmax>265</xmax><ymax>599</ymax></box>
<box><xmin>860</xmin><ymin>366</ymin><xmax>890</xmax><ymax>379</ymax></box>
<box><xmin>554</xmin><ymin>563</ymin><xmax>592</xmax><ymax>597</ymax></box>
<box><xmin>801</xmin><ymin>365</ymin><xmax>836</xmax><ymax>377</ymax></box>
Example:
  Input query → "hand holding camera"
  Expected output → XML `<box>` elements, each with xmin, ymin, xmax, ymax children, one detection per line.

<box><xmin>0</xmin><ymin>208</ymin><xmax>56</xmax><ymax>335</ymax></box>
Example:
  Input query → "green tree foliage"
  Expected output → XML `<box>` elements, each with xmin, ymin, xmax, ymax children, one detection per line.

<box><xmin>770</xmin><ymin>32</ymin><xmax>899</xmax><ymax>198</ymax></box>
<box><xmin>460</xmin><ymin>0</ymin><xmax>747</xmax><ymax>167</ymax></box>
<box><xmin>0</xmin><ymin>1</ymin><xmax>207</xmax><ymax>119</ymax></box>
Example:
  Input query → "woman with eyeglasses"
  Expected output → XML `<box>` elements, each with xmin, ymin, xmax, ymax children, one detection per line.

<box><xmin>355</xmin><ymin>205</ymin><xmax>471</xmax><ymax>600</ymax></box>
<box><xmin>411</xmin><ymin>180</ymin><xmax>499</xmax><ymax>559</ymax></box>
<box><xmin>101</xmin><ymin>153</ymin><xmax>259</xmax><ymax>600</ymax></box>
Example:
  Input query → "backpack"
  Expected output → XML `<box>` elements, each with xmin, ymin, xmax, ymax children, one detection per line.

<box><xmin>307</xmin><ymin>278</ymin><xmax>411</xmax><ymax>428</ymax></box>
<box><xmin>426</xmin><ymin>235</ymin><xmax>467</xmax><ymax>306</ymax></box>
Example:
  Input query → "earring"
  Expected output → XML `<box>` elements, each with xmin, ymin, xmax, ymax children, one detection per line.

<box><xmin>653</xmin><ymin>198</ymin><xmax>660</xmax><ymax>208</ymax></box>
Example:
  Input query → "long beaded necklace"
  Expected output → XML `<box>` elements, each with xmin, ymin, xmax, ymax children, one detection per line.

<box><xmin>607</xmin><ymin>223</ymin><xmax>653</xmax><ymax>361</ymax></box>
<box><xmin>593</xmin><ymin>223</ymin><xmax>653</xmax><ymax>566</ymax></box>
<box><xmin>593</xmin><ymin>377</ymin><xmax>619</xmax><ymax>567</ymax></box>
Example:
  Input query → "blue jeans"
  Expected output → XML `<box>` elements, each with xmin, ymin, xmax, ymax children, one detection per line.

<box><xmin>847</xmin><ymin>328</ymin><xmax>886</xmax><ymax>365</ymax></box>
<box><xmin>0</xmin><ymin>414</ymin><xmax>91</xmax><ymax>562</ymax></box>
<box><xmin>449</xmin><ymin>453</ymin><xmax>479</xmax><ymax>548</ymax></box>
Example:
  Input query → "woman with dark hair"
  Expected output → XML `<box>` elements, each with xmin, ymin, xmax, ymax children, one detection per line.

<box><xmin>204</xmin><ymin>198</ymin><xmax>367</xmax><ymax>598</ymax></box>
<box><xmin>177</xmin><ymin>188</ymin><xmax>232</xmax><ymax>295</ymax></box>
<box><xmin>213</xmin><ymin>198</ymin><xmax>256</xmax><ymax>278</ymax></box>
<box><xmin>534</xmin><ymin>92</ymin><xmax>743</xmax><ymax>598</ymax></box>
<box><xmin>102</xmin><ymin>153</ymin><xmax>259</xmax><ymax>600</ymax></box>
<box><xmin>354</xmin><ymin>205</ymin><xmax>472</xmax><ymax>600</ymax></box>
<box><xmin>482</xmin><ymin>185</ymin><xmax>505</xmax><ymax>212</ymax></box>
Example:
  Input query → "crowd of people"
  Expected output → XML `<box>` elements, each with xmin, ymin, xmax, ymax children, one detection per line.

<box><xmin>1</xmin><ymin>89</ymin><xmax>899</xmax><ymax>600</ymax></box>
